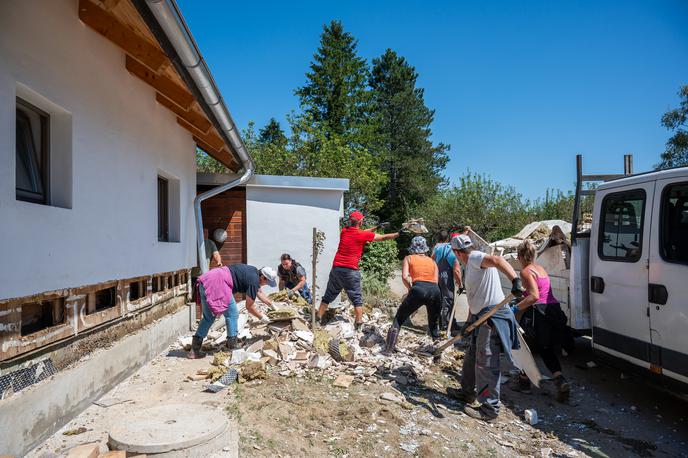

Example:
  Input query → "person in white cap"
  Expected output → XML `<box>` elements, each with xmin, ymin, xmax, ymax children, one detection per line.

<box><xmin>446</xmin><ymin>234</ymin><xmax>524</xmax><ymax>422</ymax></box>
<box><xmin>188</xmin><ymin>264</ymin><xmax>277</xmax><ymax>358</ymax></box>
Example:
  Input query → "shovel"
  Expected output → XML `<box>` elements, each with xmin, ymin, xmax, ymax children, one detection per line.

<box><xmin>429</xmin><ymin>293</ymin><xmax>515</xmax><ymax>362</ymax></box>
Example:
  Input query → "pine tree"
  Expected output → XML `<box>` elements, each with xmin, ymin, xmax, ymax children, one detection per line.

<box><xmin>369</xmin><ymin>49</ymin><xmax>449</xmax><ymax>226</ymax></box>
<box><xmin>294</xmin><ymin>20</ymin><xmax>371</xmax><ymax>140</ymax></box>
<box><xmin>291</xmin><ymin>21</ymin><xmax>385</xmax><ymax>212</ymax></box>
<box><xmin>259</xmin><ymin>118</ymin><xmax>287</xmax><ymax>147</ymax></box>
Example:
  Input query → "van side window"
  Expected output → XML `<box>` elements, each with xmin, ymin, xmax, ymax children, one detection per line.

<box><xmin>598</xmin><ymin>189</ymin><xmax>645</xmax><ymax>262</ymax></box>
<box><xmin>660</xmin><ymin>182</ymin><xmax>688</xmax><ymax>264</ymax></box>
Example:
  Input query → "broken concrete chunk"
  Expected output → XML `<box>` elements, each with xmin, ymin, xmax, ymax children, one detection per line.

<box><xmin>308</xmin><ymin>354</ymin><xmax>331</xmax><ymax>369</ymax></box>
<box><xmin>278</xmin><ymin>342</ymin><xmax>295</xmax><ymax>360</ymax></box>
<box><xmin>291</xmin><ymin>318</ymin><xmax>309</xmax><ymax>331</ymax></box>
<box><xmin>245</xmin><ymin>339</ymin><xmax>264</xmax><ymax>353</ymax></box>
<box><xmin>66</xmin><ymin>443</ymin><xmax>100</xmax><ymax>458</ymax></box>
<box><xmin>186</xmin><ymin>373</ymin><xmax>209</xmax><ymax>381</ymax></box>
<box><xmin>293</xmin><ymin>330</ymin><xmax>314</xmax><ymax>344</ymax></box>
<box><xmin>262</xmin><ymin>349</ymin><xmax>280</xmax><ymax>365</ymax></box>
<box><xmin>333</xmin><ymin>374</ymin><xmax>354</xmax><ymax>388</ymax></box>
<box><xmin>294</xmin><ymin>351</ymin><xmax>308</xmax><ymax>361</ymax></box>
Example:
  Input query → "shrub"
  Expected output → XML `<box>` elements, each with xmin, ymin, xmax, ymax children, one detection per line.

<box><xmin>360</xmin><ymin>237</ymin><xmax>399</xmax><ymax>298</ymax></box>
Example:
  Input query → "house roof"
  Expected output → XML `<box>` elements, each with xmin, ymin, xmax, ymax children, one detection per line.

<box><xmin>198</xmin><ymin>173</ymin><xmax>350</xmax><ymax>192</ymax></box>
<box><xmin>78</xmin><ymin>0</ymin><xmax>246</xmax><ymax>172</ymax></box>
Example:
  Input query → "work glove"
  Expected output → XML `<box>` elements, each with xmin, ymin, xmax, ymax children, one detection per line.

<box><xmin>260</xmin><ymin>314</ymin><xmax>270</xmax><ymax>323</ymax></box>
<box><xmin>510</xmin><ymin>304</ymin><xmax>520</xmax><ymax>314</ymax></box>
<box><xmin>378</xmin><ymin>221</ymin><xmax>390</xmax><ymax>229</ymax></box>
<box><xmin>511</xmin><ymin>278</ymin><xmax>526</xmax><ymax>298</ymax></box>
<box><xmin>287</xmin><ymin>290</ymin><xmax>298</xmax><ymax>300</ymax></box>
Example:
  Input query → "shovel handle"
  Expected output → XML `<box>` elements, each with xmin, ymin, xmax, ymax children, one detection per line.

<box><xmin>432</xmin><ymin>293</ymin><xmax>515</xmax><ymax>356</ymax></box>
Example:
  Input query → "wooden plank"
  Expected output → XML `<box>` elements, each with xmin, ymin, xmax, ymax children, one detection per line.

<box><xmin>126</xmin><ymin>55</ymin><xmax>194</xmax><ymax>109</ymax></box>
<box><xmin>79</xmin><ymin>0</ymin><xmax>166</xmax><ymax>71</ymax></box>
<box><xmin>155</xmin><ymin>93</ymin><xmax>212</xmax><ymax>133</ymax></box>
<box><xmin>176</xmin><ymin>118</ymin><xmax>224</xmax><ymax>150</ymax></box>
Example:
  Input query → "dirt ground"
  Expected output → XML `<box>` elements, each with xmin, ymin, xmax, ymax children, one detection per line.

<box><xmin>29</xmin><ymin>302</ymin><xmax>688</xmax><ymax>458</ymax></box>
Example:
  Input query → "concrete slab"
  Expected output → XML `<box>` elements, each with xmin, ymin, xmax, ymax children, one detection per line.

<box><xmin>108</xmin><ymin>404</ymin><xmax>227</xmax><ymax>454</ymax></box>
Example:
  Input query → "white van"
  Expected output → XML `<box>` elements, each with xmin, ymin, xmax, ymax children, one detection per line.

<box><xmin>572</xmin><ymin>165</ymin><xmax>688</xmax><ymax>391</ymax></box>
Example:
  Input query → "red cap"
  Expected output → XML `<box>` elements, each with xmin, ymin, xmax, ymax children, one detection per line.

<box><xmin>349</xmin><ymin>210</ymin><xmax>364</xmax><ymax>222</ymax></box>
<box><xmin>451</xmin><ymin>232</ymin><xmax>460</xmax><ymax>239</ymax></box>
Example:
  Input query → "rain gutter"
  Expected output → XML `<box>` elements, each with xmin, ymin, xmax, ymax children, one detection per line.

<box><xmin>135</xmin><ymin>0</ymin><xmax>255</xmax><ymax>280</ymax></box>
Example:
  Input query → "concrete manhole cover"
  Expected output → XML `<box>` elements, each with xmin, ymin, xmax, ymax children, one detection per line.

<box><xmin>108</xmin><ymin>403</ymin><xmax>227</xmax><ymax>454</ymax></box>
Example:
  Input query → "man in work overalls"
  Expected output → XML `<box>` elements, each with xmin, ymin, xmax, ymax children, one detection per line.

<box><xmin>447</xmin><ymin>234</ymin><xmax>524</xmax><ymax>421</ymax></box>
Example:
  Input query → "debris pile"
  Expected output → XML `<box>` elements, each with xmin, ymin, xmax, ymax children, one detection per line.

<box><xmin>490</xmin><ymin>220</ymin><xmax>572</xmax><ymax>256</ymax></box>
<box><xmin>176</xmin><ymin>295</ymin><xmax>456</xmax><ymax>391</ymax></box>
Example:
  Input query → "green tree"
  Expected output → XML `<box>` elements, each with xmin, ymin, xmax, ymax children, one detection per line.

<box><xmin>656</xmin><ymin>85</ymin><xmax>688</xmax><ymax>169</ymax></box>
<box><xmin>290</xmin><ymin>21</ymin><xmax>385</xmax><ymax>212</ymax></box>
<box><xmin>369</xmin><ymin>49</ymin><xmax>449</xmax><ymax>226</ymax></box>
<box><xmin>259</xmin><ymin>117</ymin><xmax>288</xmax><ymax>147</ymax></box>
<box><xmin>294</xmin><ymin>20</ymin><xmax>371</xmax><ymax>139</ymax></box>
<box><xmin>418</xmin><ymin>172</ymin><xmax>531</xmax><ymax>242</ymax></box>
<box><xmin>244</xmin><ymin>120</ymin><xmax>299</xmax><ymax>176</ymax></box>
<box><xmin>290</xmin><ymin>115</ymin><xmax>386</xmax><ymax>212</ymax></box>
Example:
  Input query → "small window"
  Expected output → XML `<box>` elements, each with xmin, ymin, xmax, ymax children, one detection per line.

<box><xmin>158</xmin><ymin>176</ymin><xmax>169</xmax><ymax>242</ymax></box>
<box><xmin>21</xmin><ymin>298</ymin><xmax>65</xmax><ymax>336</ymax></box>
<box><xmin>16</xmin><ymin>98</ymin><xmax>49</xmax><ymax>205</ymax></box>
<box><xmin>660</xmin><ymin>182</ymin><xmax>688</xmax><ymax>264</ymax></box>
<box><xmin>129</xmin><ymin>281</ymin><xmax>144</xmax><ymax>301</ymax></box>
<box><xmin>598</xmin><ymin>189</ymin><xmax>645</xmax><ymax>262</ymax></box>
<box><xmin>94</xmin><ymin>287</ymin><xmax>116</xmax><ymax>312</ymax></box>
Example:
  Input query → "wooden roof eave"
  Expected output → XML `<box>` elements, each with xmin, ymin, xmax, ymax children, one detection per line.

<box><xmin>78</xmin><ymin>0</ymin><xmax>241</xmax><ymax>171</ymax></box>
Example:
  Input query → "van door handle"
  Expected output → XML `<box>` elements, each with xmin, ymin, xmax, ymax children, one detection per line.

<box><xmin>649</xmin><ymin>284</ymin><xmax>668</xmax><ymax>305</ymax></box>
<box><xmin>591</xmin><ymin>276</ymin><xmax>605</xmax><ymax>293</ymax></box>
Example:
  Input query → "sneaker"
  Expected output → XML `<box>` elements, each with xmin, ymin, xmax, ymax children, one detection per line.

<box><xmin>509</xmin><ymin>375</ymin><xmax>532</xmax><ymax>394</ymax></box>
<box><xmin>464</xmin><ymin>405</ymin><xmax>498</xmax><ymax>422</ymax></box>
<box><xmin>354</xmin><ymin>321</ymin><xmax>364</xmax><ymax>331</ymax></box>
<box><xmin>446</xmin><ymin>387</ymin><xmax>476</xmax><ymax>404</ymax></box>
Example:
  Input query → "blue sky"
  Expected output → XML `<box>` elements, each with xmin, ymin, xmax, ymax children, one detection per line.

<box><xmin>178</xmin><ymin>0</ymin><xmax>688</xmax><ymax>200</ymax></box>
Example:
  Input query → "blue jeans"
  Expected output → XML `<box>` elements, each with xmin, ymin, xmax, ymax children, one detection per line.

<box><xmin>195</xmin><ymin>283</ymin><xmax>239</xmax><ymax>339</ymax></box>
<box><xmin>286</xmin><ymin>281</ymin><xmax>312</xmax><ymax>304</ymax></box>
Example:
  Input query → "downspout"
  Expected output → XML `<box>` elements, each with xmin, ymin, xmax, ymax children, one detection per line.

<box><xmin>143</xmin><ymin>0</ymin><xmax>255</xmax><ymax>278</ymax></box>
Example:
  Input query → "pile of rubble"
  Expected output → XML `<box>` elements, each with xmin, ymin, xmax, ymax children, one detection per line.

<box><xmin>176</xmin><ymin>290</ymin><xmax>455</xmax><ymax>392</ymax></box>
<box><xmin>490</xmin><ymin>220</ymin><xmax>572</xmax><ymax>256</ymax></box>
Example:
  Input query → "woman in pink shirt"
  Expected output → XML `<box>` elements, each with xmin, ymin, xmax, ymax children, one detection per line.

<box><xmin>510</xmin><ymin>240</ymin><xmax>572</xmax><ymax>401</ymax></box>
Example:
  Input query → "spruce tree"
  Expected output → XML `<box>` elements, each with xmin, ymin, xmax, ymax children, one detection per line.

<box><xmin>294</xmin><ymin>20</ymin><xmax>371</xmax><ymax>140</ymax></box>
<box><xmin>259</xmin><ymin>118</ymin><xmax>287</xmax><ymax>147</ymax></box>
<box><xmin>369</xmin><ymin>49</ymin><xmax>449</xmax><ymax>225</ymax></box>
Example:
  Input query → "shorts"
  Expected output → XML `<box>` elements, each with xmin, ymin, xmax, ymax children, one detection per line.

<box><xmin>322</xmin><ymin>266</ymin><xmax>363</xmax><ymax>307</ymax></box>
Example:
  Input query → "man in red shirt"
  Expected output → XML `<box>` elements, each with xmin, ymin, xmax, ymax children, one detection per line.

<box><xmin>317</xmin><ymin>210</ymin><xmax>400</xmax><ymax>329</ymax></box>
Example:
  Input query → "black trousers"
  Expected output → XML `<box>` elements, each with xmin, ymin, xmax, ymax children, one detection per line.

<box><xmin>393</xmin><ymin>281</ymin><xmax>442</xmax><ymax>340</ymax></box>
<box><xmin>521</xmin><ymin>302</ymin><xmax>571</xmax><ymax>374</ymax></box>
<box><xmin>437</xmin><ymin>259</ymin><xmax>455</xmax><ymax>331</ymax></box>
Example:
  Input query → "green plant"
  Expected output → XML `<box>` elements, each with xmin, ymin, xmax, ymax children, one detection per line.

<box><xmin>360</xmin><ymin>236</ymin><xmax>398</xmax><ymax>298</ymax></box>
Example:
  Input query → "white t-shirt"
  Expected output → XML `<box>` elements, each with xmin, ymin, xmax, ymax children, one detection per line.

<box><xmin>464</xmin><ymin>250</ymin><xmax>505</xmax><ymax>315</ymax></box>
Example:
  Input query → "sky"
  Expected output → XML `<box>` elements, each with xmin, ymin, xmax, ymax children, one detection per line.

<box><xmin>178</xmin><ymin>0</ymin><xmax>688</xmax><ymax>200</ymax></box>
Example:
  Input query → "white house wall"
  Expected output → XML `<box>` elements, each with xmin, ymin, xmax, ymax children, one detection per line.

<box><xmin>0</xmin><ymin>0</ymin><xmax>197</xmax><ymax>300</ymax></box>
<box><xmin>245</xmin><ymin>187</ymin><xmax>343</xmax><ymax>302</ymax></box>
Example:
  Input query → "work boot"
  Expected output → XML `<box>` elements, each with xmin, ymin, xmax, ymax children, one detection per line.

<box><xmin>509</xmin><ymin>374</ymin><xmax>532</xmax><ymax>394</ymax></box>
<box><xmin>354</xmin><ymin>321</ymin><xmax>364</xmax><ymax>331</ymax></box>
<box><xmin>225</xmin><ymin>336</ymin><xmax>238</xmax><ymax>351</ymax></box>
<box><xmin>446</xmin><ymin>387</ymin><xmax>476</xmax><ymax>404</ymax></box>
<box><xmin>382</xmin><ymin>326</ymin><xmax>399</xmax><ymax>356</ymax></box>
<box><xmin>464</xmin><ymin>405</ymin><xmax>498</xmax><ymax>422</ymax></box>
<box><xmin>554</xmin><ymin>375</ymin><xmax>571</xmax><ymax>403</ymax></box>
<box><xmin>187</xmin><ymin>336</ymin><xmax>206</xmax><ymax>359</ymax></box>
